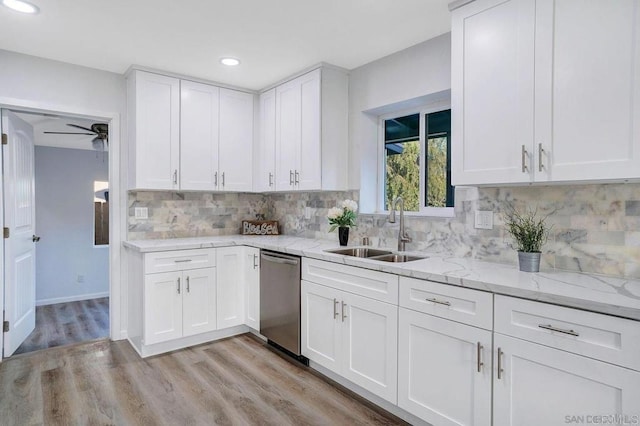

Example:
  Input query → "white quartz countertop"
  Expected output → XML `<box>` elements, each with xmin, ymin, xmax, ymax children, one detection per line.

<box><xmin>124</xmin><ymin>235</ymin><xmax>640</xmax><ymax>321</ymax></box>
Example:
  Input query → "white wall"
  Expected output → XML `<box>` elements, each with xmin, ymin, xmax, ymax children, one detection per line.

<box><xmin>348</xmin><ymin>33</ymin><xmax>452</xmax><ymax>212</ymax></box>
<box><xmin>35</xmin><ymin>146</ymin><xmax>109</xmax><ymax>305</ymax></box>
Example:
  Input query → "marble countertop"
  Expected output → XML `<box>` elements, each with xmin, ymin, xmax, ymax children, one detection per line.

<box><xmin>124</xmin><ymin>236</ymin><xmax>640</xmax><ymax>321</ymax></box>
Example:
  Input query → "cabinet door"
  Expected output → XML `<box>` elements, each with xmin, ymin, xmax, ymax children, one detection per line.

<box><xmin>216</xmin><ymin>247</ymin><xmax>245</xmax><ymax>329</ymax></box>
<box><xmin>451</xmin><ymin>0</ymin><xmax>535</xmax><ymax>185</ymax></box>
<box><xmin>144</xmin><ymin>271</ymin><xmax>183</xmax><ymax>345</ymax></box>
<box><xmin>256</xmin><ymin>89</ymin><xmax>277</xmax><ymax>192</ymax></box>
<box><xmin>275</xmin><ymin>78</ymin><xmax>300</xmax><ymax>191</ymax></box>
<box><xmin>180</xmin><ymin>80</ymin><xmax>219</xmax><ymax>191</ymax></box>
<box><xmin>218</xmin><ymin>88</ymin><xmax>254</xmax><ymax>192</ymax></box>
<box><xmin>341</xmin><ymin>292</ymin><xmax>398</xmax><ymax>404</ymax></box>
<box><xmin>297</xmin><ymin>69</ymin><xmax>322</xmax><ymax>190</ymax></box>
<box><xmin>301</xmin><ymin>280</ymin><xmax>342</xmax><ymax>373</ymax></box>
<box><xmin>534</xmin><ymin>0</ymin><xmax>640</xmax><ymax>182</ymax></box>
<box><xmin>182</xmin><ymin>267</ymin><xmax>217</xmax><ymax>337</ymax></box>
<box><xmin>132</xmin><ymin>71</ymin><xmax>180</xmax><ymax>189</ymax></box>
<box><xmin>398</xmin><ymin>308</ymin><xmax>492</xmax><ymax>426</ymax></box>
<box><xmin>244</xmin><ymin>247</ymin><xmax>260</xmax><ymax>330</ymax></box>
<box><xmin>493</xmin><ymin>334</ymin><xmax>640</xmax><ymax>426</ymax></box>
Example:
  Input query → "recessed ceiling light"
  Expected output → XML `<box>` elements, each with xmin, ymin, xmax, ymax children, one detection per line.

<box><xmin>220</xmin><ymin>57</ymin><xmax>240</xmax><ymax>67</ymax></box>
<box><xmin>2</xmin><ymin>0</ymin><xmax>39</xmax><ymax>14</ymax></box>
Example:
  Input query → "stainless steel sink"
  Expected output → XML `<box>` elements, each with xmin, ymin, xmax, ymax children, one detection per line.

<box><xmin>368</xmin><ymin>254</ymin><xmax>427</xmax><ymax>263</ymax></box>
<box><xmin>325</xmin><ymin>248</ymin><xmax>393</xmax><ymax>258</ymax></box>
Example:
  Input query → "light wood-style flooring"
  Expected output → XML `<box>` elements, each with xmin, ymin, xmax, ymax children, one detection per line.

<box><xmin>0</xmin><ymin>334</ymin><xmax>405</xmax><ymax>425</ymax></box>
<box><xmin>14</xmin><ymin>297</ymin><xmax>109</xmax><ymax>355</ymax></box>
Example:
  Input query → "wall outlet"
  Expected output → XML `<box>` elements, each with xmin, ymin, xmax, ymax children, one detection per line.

<box><xmin>475</xmin><ymin>210</ymin><xmax>494</xmax><ymax>230</ymax></box>
<box><xmin>77</xmin><ymin>275</ymin><xmax>84</xmax><ymax>284</ymax></box>
<box><xmin>135</xmin><ymin>207</ymin><xmax>148</xmax><ymax>219</ymax></box>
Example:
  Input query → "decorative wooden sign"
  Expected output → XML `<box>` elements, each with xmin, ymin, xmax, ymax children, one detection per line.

<box><xmin>242</xmin><ymin>220</ymin><xmax>279</xmax><ymax>235</ymax></box>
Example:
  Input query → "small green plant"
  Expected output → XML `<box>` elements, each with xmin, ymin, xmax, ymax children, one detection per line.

<box><xmin>504</xmin><ymin>207</ymin><xmax>550</xmax><ymax>253</ymax></box>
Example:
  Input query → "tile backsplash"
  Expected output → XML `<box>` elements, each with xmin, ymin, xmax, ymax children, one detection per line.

<box><xmin>129</xmin><ymin>183</ymin><xmax>640</xmax><ymax>279</ymax></box>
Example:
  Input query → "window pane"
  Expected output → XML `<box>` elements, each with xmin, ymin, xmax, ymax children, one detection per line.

<box><xmin>425</xmin><ymin>109</ymin><xmax>454</xmax><ymax>208</ymax></box>
<box><xmin>385</xmin><ymin>140</ymin><xmax>420</xmax><ymax>211</ymax></box>
<box><xmin>385</xmin><ymin>114</ymin><xmax>419</xmax><ymax>143</ymax></box>
<box><xmin>94</xmin><ymin>180</ymin><xmax>109</xmax><ymax>246</ymax></box>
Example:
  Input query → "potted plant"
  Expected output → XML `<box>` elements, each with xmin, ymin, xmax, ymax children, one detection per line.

<box><xmin>504</xmin><ymin>207</ymin><xmax>550</xmax><ymax>272</ymax></box>
<box><xmin>328</xmin><ymin>199</ymin><xmax>358</xmax><ymax>246</ymax></box>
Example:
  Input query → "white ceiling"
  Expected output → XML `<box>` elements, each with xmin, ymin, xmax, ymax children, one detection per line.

<box><xmin>0</xmin><ymin>0</ymin><xmax>452</xmax><ymax>90</ymax></box>
<box><xmin>14</xmin><ymin>111</ymin><xmax>107</xmax><ymax>151</ymax></box>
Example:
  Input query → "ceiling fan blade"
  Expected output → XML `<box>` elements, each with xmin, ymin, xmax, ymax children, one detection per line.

<box><xmin>44</xmin><ymin>131</ymin><xmax>95</xmax><ymax>135</ymax></box>
<box><xmin>67</xmin><ymin>123</ymin><xmax>97</xmax><ymax>133</ymax></box>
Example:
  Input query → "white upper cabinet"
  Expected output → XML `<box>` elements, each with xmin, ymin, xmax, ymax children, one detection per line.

<box><xmin>128</xmin><ymin>70</ymin><xmax>181</xmax><ymax>190</ymax></box>
<box><xmin>219</xmin><ymin>88</ymin><xmax>254</xmax><ymax>192</ymax></box>
<box><xmin>180</xmin><ymin>80</ymin><xmax>220</xmax><ymax>191</ymax></box>
<box><xmin>255</xmin><ymin>89</ymin><xmax>277</xmax><ymax>192</ymax></box>
<box><xmin>270</xmin><ymin>67</ymin><xmax>348</xmax><ymax>191</ymax></box>
<box><xmin>452</xmin><ymin>0</ymin><xmax>640</xmax><ymax>185</ymax></box>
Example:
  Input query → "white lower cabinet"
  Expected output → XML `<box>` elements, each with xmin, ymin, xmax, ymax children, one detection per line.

<box><xmin>493</xmin><ymin>334</ymin><xmax>640</xmax><ymax>426</ymax></box>
<box><xmin>144</xmin><ymin>267</ymin><xmax>216</xmax><ymax>345</ymax></box>
<box><xmin>301</xmin><ymin>280</ymin><xmax>398</xmax><ymax>403</ymax></box>
<box><xmin>216</xmin><ymin>247</ymin><xmax>246</xmax><ymax>329</ymax></box>
<box><xmin>398</xmin><ymin>308</ymin><xmax>492</xmax><ymax>426</ymax></box>
<box><xmin>244</xmin><ymin>247</ymin><xmax>260</xmax><ymax>331</ymax></box>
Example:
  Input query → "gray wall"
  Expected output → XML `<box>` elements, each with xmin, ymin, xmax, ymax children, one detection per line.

<box><xmin>35</xmin><ymin>146</ymin><xmax>109</xmax><ymax>305</ymax></box>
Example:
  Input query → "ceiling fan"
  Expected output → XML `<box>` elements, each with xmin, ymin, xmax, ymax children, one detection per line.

<box><xmin>44</xmin><ymin>123</ymin><xmax>109</xmax><ymax>151</ymax></box>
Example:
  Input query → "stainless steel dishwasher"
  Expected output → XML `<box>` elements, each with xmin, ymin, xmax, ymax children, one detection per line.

<box><xmin>260</xmin><ymin>250</ymin><xmax>306</xmax><ymax>362</ymax></box>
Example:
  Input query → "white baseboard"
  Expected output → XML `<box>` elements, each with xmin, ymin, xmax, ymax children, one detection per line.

<box><xmin>36</xmin><ymin>291</ymin><xmax>109</xmax><ymax>306</ymax></box>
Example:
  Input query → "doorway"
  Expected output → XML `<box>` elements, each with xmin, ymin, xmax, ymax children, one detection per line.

<box><xmin>2</xmin><ymin>109</ymin><xmax>111</xmax><ymax>356</ymax></box>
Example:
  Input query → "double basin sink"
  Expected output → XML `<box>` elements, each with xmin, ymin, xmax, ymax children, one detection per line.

<box><xmin>326</xmin><ymin>247</ymin><xmax>426</xmax><ymax>263</ymax></box>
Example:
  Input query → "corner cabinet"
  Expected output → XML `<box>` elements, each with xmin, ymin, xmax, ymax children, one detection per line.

<box><xmin>127</xmin><ymin>69</ymin><xmax>255</xmax><ymax>191</ymax></box>
<box><xmin>452</xmin><ymin>0</ymin><xmax>640</xmax><ymax>185</ymax></box>
<box><xmin>257</xmin><ymin>67</ymin><xmax>349</xmax><ymax>192</ymax></box>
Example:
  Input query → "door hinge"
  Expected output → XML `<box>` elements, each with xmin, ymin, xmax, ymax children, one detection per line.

<box><xmin>3</xmin><ymin>321</ymin><xmax>8</xmax><ymax>332</ymax></box>
<box><xmin>3</xmin><ymin>227</ymin><xmax>8</xmax><ymax>239</ymax></box>
<box><xmin>1</xmin><ymin>133</ymin><xmax>7</xmax><ymax>145</ymax></box>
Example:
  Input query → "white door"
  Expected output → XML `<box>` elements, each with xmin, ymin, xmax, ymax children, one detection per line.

<box><xmin>255</xmin><ymin>89</ymin><xmax>276</xmax><ymax>192</ymax></box>
<box><xmin>180</xmin><ymin>80</ymin><xmax>219</xmax><ymax>191</ymax></box>
<box><xmin>493</xmin><ymin>334</ymin><xmax>640</xmax><ymax>426</ymax></box>
<box><xmin>182</xmin><ymin>267</ymin><xmax>217</xmax><ymax>337</ymax></box>
<box><xmin>341</xmin><ymin>292</ymin><xmax>398</xmax><ymax>404</ymax></box>
<box><xmin>398</xmin><ymin>308</ymin><xmax>492</xmax><ymax>426</ymax></box>
<box><xmin>297</xmin><ymin>69</ymin><xmax>322</xmax><ymax>190</ymax></box>
<box><xmin>218</xmin><ymin>88</ymin><xmax>254</xmax><ymax>192</ymax></box>
<box><xmin>451</xmin><ymin>0</ymin><xmax>536</xmax><ymax>185</ymax></box>
<box><xmin>534</xmin><ymin>0</ymin><xmax>640</xmax><ymax>182</ymax></box>
<box><xmin>244</xmin><ymin>247</ymin><xmax>260</xmax><ymax>330</ymax></box>
<box><xmin>301</xmin><ymin>280</ymin><xmax>342</xmax><ymax>373</ymax></box>
<box><xmin>1</xmin><ymin>110</ymin><xmax>37</xmax><ymax>357</ymax></box>
<box><xmin>216</xmin><ymin>247</ymin><xmax>245</xmax><ymax>329</ymax></box>
<box><xmin>144</xmin><ymin>271</ymin><xmax>183</xmax><ymax>345</ymax></box>
<box><xmin>275</xmin><ymin>78</ymin><xmax>300</xmax><ymax>191</ymax></box>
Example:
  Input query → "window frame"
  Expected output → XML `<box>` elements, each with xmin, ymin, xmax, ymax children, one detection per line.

<box><xmin>377</xmin><ymin>100</ymin><xmax>454</xmax><ymax>217</ymax></box>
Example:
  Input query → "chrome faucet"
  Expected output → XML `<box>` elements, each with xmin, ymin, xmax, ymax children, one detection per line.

<box><xmin>388</xmin><ymin>196</ymin><xmax>412</xmax><ymax>252</ymax></box>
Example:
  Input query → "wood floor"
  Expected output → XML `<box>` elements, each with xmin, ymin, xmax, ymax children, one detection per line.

<box><xmin>0</xmin><ymin>334</ymin><xmax>405</xmax><ymax>426</ymax></box>
<box><xmin>14</xmin><ymin>298</ymin><xmax>109</xmax><ymax>355</ymax></box>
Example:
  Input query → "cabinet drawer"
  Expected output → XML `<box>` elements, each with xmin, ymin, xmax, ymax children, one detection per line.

<box><xmin>399</xmin><ymin>277</ymin><xmax>493</xmax><ymax>330</ymax></box>
<box><xmin>495</xmin><ymin>295</ymin><xmax>640</xmax><ymax>371</ymax></box>
<box><xmin>302</xmin><ymin>258</ymin><xmax>398</xmax><ymax>304</ymax></box>
<box><xmin>144</xmin><ymin>248</ymin><xmax>216</xmax><ymax>274</ymax></box>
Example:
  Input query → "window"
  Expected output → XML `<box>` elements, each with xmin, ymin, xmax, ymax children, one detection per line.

<box><xmin>94</xmin><ymin>180</ymin><xmax>109</xmax><ymax>246</ymax></box>
<box><xmin>382</xmin><ymin>107</ymin><xmax>453</xmax><ymax>214</ymax></box>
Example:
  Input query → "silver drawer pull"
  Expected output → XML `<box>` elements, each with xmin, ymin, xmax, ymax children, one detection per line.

<box><xmin>341</xmin><ymin>301</ymin><xmax>347</xmax><ymax>322</ymax></box>
<box><xmin>538</xmin><ymin>324</ymin><xmax>579</xmax><ymax>337</ymax></box>
<box><xmin>426</xmin><ymin>297</ymin><xmax>451</xmax><ymax>306</ymax></box>
<box><xmin>333</xmin><ymin>298</ymin><xmax>339</xmax><ymax>319</ymax></box>
<box><xmin>174</xmin><ymin>259</ymin><xmax>193</xmax><ymax>263</ymax></box>
<box><xmin>497</xmin><ymin>347</ymin><xmax>504</xmax><ymax>380</ymax></box>
<box><xmin>477</xmin><ymin>342</ymin><xmax>484</xmax><ymax>373</ymax></box>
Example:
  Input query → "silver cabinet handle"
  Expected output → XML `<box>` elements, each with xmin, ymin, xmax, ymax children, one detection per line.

<box><xmin>177</xmin><ymin>277</ymin><xmax>181</xmax><ymax>294</ymax></box>
<box><xmin>294</xmin><ymin>170</ymin><xmax>300</xmax><ymax>185</ymax></box>
<box><xmin>333</xmin><ymin>298</ymin><xmax>339</xmax><ymax>319</ymax></box>
<box><xmin>521</xmin><ymin>145</ymin><xmax>529</xmax><ymax>173</ymax></box>
<box><xmin>173</xmin><ymin>169</ymin><xmax>178</xmax><ymax>184</ymax></box>
<box><xmin>497</xmin><ymin>347</ymin><xmax>504</xmax><ymax>380</ymax></box>
<box><xmin>221</xmin><ymin>172</ymin><xmax>225</xmax><ymax>187</ymax></box>
<box><xmin>477</xmin><ymin>342</ymin><xmax>484</xmax><ymax>373</ymax></box>
<box><xmin>289</xmin><ymin>170</ymin><xmax>294</xmax><ymax>186</ymax></box>
<box><xmin>538</xmin><ymin>143</ymin><xmax>545</xmax><ymax>172</ymax></box>
<box><xmin>174</xmin><ymin>259</ymin><xmax>192</xmax><ymax>263</ymax></box>
<box><xmin>268</xmin><ymin>172</ymin><xmax>273</xmax><ymax>187</ymax></box>
<box><xmin>538</xmin><ymin>324</ymin><xmax>579</xmax><ymax>337</ymax></box>
<box><xmin>186</xmin><ymin>276</ymin><xmax>190</xmax><ymax>293</ymax></box>
<box><xmin>426</xmin><ymin>297</ymin><xmax>451</xmax><ymax>306</ymax></box>
<box><xmin>214</xmin><ymin>171</ymin><xmax>218</xmax><ymax>187</ymax></box>
<box><xmin>341</xmin><ymin>301</ymin><xmax>347</xmax><ymax>322</ymax></box>
<box><xmin>253</xmin><ymin>253</ymin><xmax>258</xmax><ymax>269</ymax></box>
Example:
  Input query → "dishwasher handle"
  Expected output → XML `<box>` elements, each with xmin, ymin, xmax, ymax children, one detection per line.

<box><xmin>261</xmin><ymin>253</ymin><xmax>299</xmax><ymax>266</ymax></box>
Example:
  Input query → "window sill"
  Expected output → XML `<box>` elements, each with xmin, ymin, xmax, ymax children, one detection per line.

<box><xmin>362</xmin><ymin>207</ymin><xmax>456</xmax><ymax>219</ymax></box>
